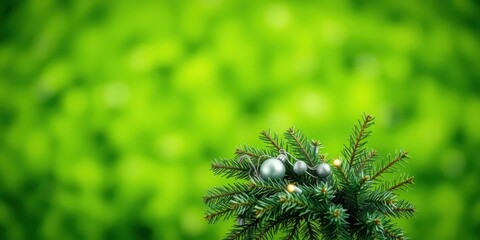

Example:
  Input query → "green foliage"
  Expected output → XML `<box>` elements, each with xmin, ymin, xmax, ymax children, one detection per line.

<box><xmin>205</xmin><ymin>115</ymin><xmax>415</xmax><ymax>239</ymax></box>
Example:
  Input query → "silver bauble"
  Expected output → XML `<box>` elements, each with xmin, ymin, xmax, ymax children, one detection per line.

<box><xmin>277</xmin><ymin>153</ymin><xmax>288</xmax><ymax>163</ymax></box>
<box><xmin>260</xmin><ymin>158</ymin><xmax>286</xmax><ymax>180</ymax></box>
<box><xmin>293</xmin><ymin>161</ymin><xmax>308</xmax><ymax>175</ymax></box>
<box><xmin>237</xmin><ymin>217</ymin><xmax>245</xmax><ymax>225</ymax></box>
<box><xmin>316</xmin><ymin>163</ymin><xmax>332</xmax><ymax>178</ymax></box>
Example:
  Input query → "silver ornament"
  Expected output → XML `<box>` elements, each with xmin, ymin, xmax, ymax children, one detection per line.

<box><xmin>237</xmin><ymin>217</ymin><xmax>245</xmax><ymax>225</ymax></box>
<box><xmin>277</xmin><ymin>153</ymin><xmax>288</xmax><ymax>163</ymax></box>
<box><xmin>260</xmin><ymin>158</ymin><xmax>286</xmax><ymax>180</ymax></box>
<box><xmin>316</xmin><ymin>163</ymin><xmax>332</xmax><ymax>178</ymax></box>
<box><xmin>293</xmin><ymin>161</ymin><xmax>308</xmax><ymax>175</ymax></box>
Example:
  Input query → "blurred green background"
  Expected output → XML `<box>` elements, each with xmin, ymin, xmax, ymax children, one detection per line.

<box><xmin>1</xmin><ymin>0</ymin><xmax>479</xmax><ymax>239</ymax></box>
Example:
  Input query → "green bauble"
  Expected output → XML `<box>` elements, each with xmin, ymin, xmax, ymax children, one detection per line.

<box><xmin>260</xmin><ymin>158</ymin><xmax>286</xmax><ymax>180</ymax></box>
<box><xmin>316</xmin><ymin>163</ymin><xmax>332</xmax><ymax>178</ymax></box>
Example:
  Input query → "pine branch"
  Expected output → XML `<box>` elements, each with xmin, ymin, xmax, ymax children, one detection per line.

<box><xmin>311</xmin><ymin>140</ymin><xmax>323</xmax><ymax>162</ymax></box>
<box><xmin>333</xmin><ymin>163</ymin><xmax>350</xmax><ymax>186</ymax></box>
<box><xmin>211</xmin><ymin>158</ymin><xmax>252</xmax><ymax>180</ymax></box>
<box><xmin>205</xmin><ymin>207</ymin><xmax>234</xmax><ymax>224</ymax></box>
<box><xmin>255</xmin><ymin>195</ymin><xmax>283</xmax><ymax>219</ymax></box>
<box><xmin>371</xmin><ymin>151</ymin><xmax>409</xmax><ymax>181</ymax></box>
<box><xmin>225</xmin><ymin>218</ymin><xmax>262</xmax><ymax>240</ymax></box>
<box><xmin>358</xmin><ymin>175</ymin><xmax>370</xmax><ymax>189</ymax></box>
<box><xmin>205</xmin><ymin>114</ymin><xmax>415</xmax><ymax>239</ymax></box>
<box><xmin>359</xmin><ymin>215</ymin><xmax>407</xmax><ymax>240</ymax></box>
<box><xmin>392</xmin><ymin>207</ymin><xmax>415</xmax><ymax>219</ymax></box>
<box><xmin>249</xmin><ymin>180</ymin><xmax>287</xmax><ymax>195</ymax></box>
<box><xmin>356</xmin><ymin>213</ymin><xmax>386</xmax><ymax>239</ymax></box>
<box><xmin>359</xmin><ymin>190</ymin><xmax>397</xmax><ymax>216</ymax></box>
<box><xmin>255</xmin><ymin>214</ymin><xmax>292</xmax><ymax>239</ymax></box>
<box><xmin>279</xmin><ymin>193</ymin><xmax>324</xmax><ymax>219</ymax></box>
<box><xmin>232</xmin><ymin>194</ymin><xmax>261</xmax><ymax>216</ymax></box>
<box><xmin>260</xmin><ymin>129</ymin><xmax>284</xmax><ymax>151</ymax></box>
<box><xmin>206</xmin><ymin>193</ymin><xmax>257</xmax><ymax>224</ymax></box>
<box><xmin>384</xmin><ymin>226</ymin><xmax>406</xmax><ymax>240</ymax></box>
<box><xmin>235</xmin><ymin>145</ymin><xmax>273</xmax><ymax>159</ymax></box>
<box><xmin>386</xmin><ymin>175</ymin><xmax>414</xmax><ymax>192</ymax></box>
<box><xmin>391</xmin><ymin>200</ymin><xmax>415</xmax><ymax>218</ymax></box>
<box><xmin>312</xmin><ymin>182</ymin><xmax>336</xmax><ymax>203</ymax></box>
<box><xmin>323</xmin><ymin>205</ymin><xmax>350</xmax><ymax>240</ymax></box>
<box><xmin>285</xmin><ymin>127</ymin><xmax>316</xmax><ymax>166</ymax></box>
<box><xmin>343</xmin><ymin>114</ymin><xmax>375</xmax><ymax>169</ymax></box>
<box><xmin>299</xmin><ymin>220</ymin><xmax>320</xmax><ymax>240</ymax></box>
<box><xmin>356</xmin><ymin>149</ymin><xmax>378</xmax><ymax>174</ymax></box>
<box><xmin>375</xmin><ymin>217</ymin><xmax>406</xmax><ymax>240</ymax></box>
<box><xmin>204</xmin><ymin>183</ymin><xmax>252</xmax><ymax>205</ymax></box>
<box><xmin>282</xmin><ymin>218</ymin><xmax>301</xmax><ymax>240</ymax></box>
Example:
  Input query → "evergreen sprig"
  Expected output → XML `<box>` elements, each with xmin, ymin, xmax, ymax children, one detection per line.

<box><xmin>204</xmin><ymin>114</ymin><xmax>415</xmax><ymax>239</ymax></box>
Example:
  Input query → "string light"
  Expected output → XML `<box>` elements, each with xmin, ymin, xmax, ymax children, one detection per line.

<box><xmin>287</xmin><ymin>184</ymin><xmax>303</xmax><ymax>194</ymax></box>
<box><xmin>333</xmin><ymin>158</ymin><xmax>341</xmax><ymax>167</ymax></box>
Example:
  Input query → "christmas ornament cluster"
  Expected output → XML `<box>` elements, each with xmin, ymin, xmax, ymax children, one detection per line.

<box><xmin>259</xmin><ymin>152</ymin><xmax>335</xmax><ymax>181</ymax></box>
<box><xmin>204</xmin><ymin>114</ymin><xmax>415</xmax><ymax>240</ymax></box>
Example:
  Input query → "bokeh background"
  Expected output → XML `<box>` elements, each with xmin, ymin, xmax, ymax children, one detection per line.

<box><xmin>1</xmin><ymin>0</ymin><xmax>479</xmax><ymax>239</ymax></box>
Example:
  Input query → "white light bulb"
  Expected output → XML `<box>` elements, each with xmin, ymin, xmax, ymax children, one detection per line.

<box><xmin>287</xmin><ymin>184</ymin><xmax>303</xmax><ymax>194</ymax></box>
<box><xmin>333</xmin><ymin>159</ymin><xmax>341</xmax><ymax>167</ymax></box>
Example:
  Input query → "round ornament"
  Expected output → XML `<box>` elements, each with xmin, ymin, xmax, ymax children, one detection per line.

<box><xmin>237</xmin><ymin>217</ymin><xmax>245</xmax><ymax>226</ymax></box>
<box><xmin>293</xmin><ymin>161</ymin><xmax>308</xmax><ymax>175</ymax></box>
<box><xmin>260</xmin><ymin>158</ymin><xmax>286</xmax><ymax>180</ymax></box>
<box><xmin>316</xmin><ymin>163</ymin><xmax>332</xmax><ymax>178</ymax></box>
<box><xmin>277</xmin><ymin>153</ymin><xmax>288</xmax><ymax>163</ymax></box>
